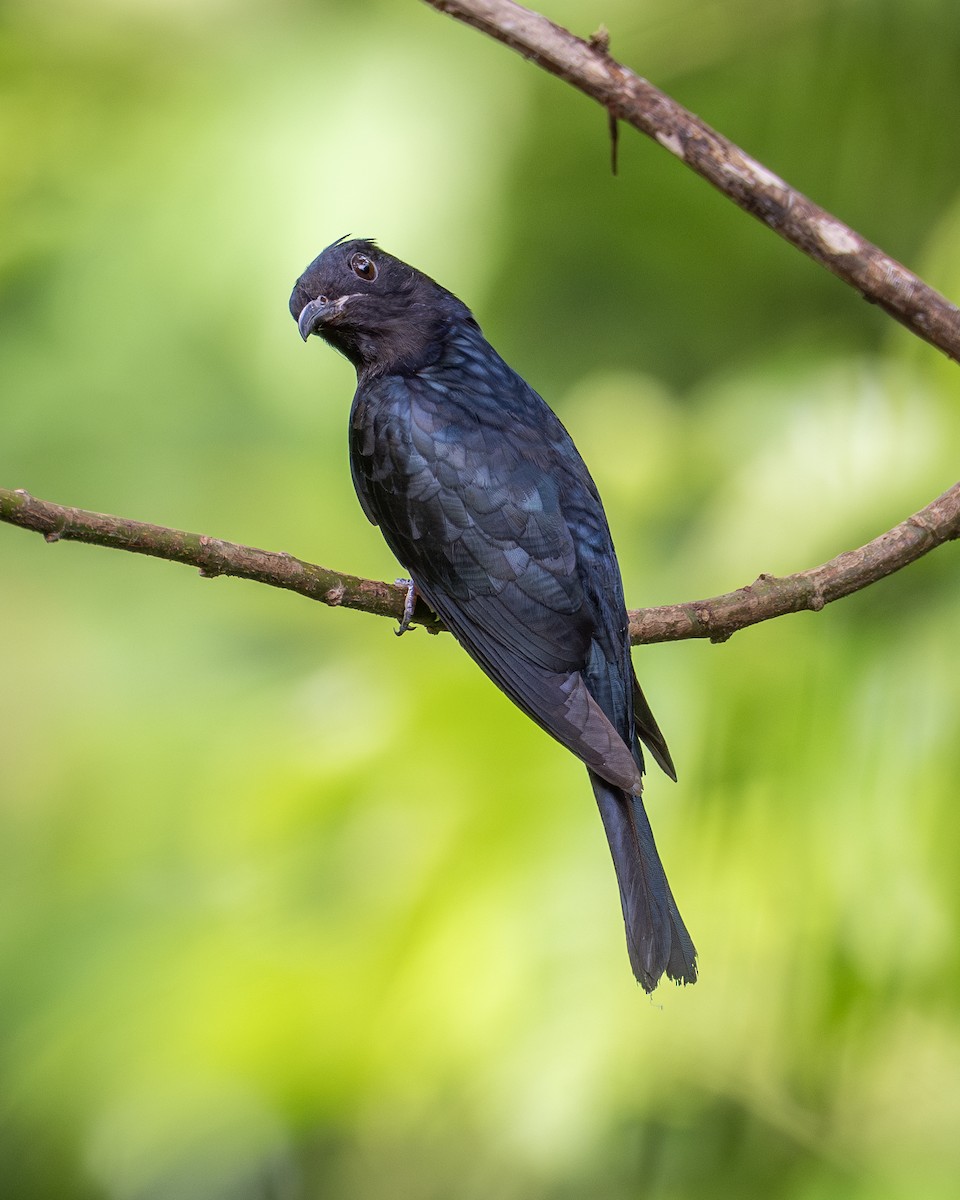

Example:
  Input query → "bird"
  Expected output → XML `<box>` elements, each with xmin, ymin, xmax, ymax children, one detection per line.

<box><xmin>290</xmin><ymin>237</ymin><xmax>696</xmax><ymax>991</ymax></box>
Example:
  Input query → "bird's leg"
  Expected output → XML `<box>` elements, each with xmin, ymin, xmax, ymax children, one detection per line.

<box><xmin>394</xmin><ymin>577</ymin><xmax>418</xmax><ymax>636</ymax></box>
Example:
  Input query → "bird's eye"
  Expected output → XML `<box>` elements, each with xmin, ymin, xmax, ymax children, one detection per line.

<box><xmin>349</xmin><ymin>253</ymin><xmax>378</xmax><ymax>281</ymax></box>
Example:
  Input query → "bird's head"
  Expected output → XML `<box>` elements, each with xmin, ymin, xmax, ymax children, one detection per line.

<box><xmin>290</xmin><ymin>238</ymin><xmax>474</xmax><ymax>375</ymax></box>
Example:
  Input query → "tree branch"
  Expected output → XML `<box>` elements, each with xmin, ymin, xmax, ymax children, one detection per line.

<box><xmin>421</xmin><ymin>0</ymin><xmax>960</xmax><ymax>364</ymax></box>
<box><xmin>4</xmin><ymin>6</ymin><xmax>959</xmax><ymax>647</ymax></box>
<box><xmin>4</xmin><ymin>483</ymin><xmax>957</xmax><ymax>646</ymax></box>
<box><xmin>0</xmin><ymin>485</ymin><xmax>438</xmax><ymax>631</ymax></box>
<box><xmin>628</xmin><ymin>481</ymin><xmax>960</xmax><ymax>644</ymax></box>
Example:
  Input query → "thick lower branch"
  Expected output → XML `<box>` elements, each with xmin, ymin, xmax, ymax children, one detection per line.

<box><xmin>422</xmin><ymin>0</ymin><xmax>960</xmax><ymax>364</ymax></box>
<box><xmin>629</xmin><ymin>481</ymin><xmax>960</xmax><ymax>642</ymax></box>
<box><xmin>4</xmin><ymin>483</ymin><xmax>957</xmax><ymax>645</ymax></box>
<box><xmin>0</xmin><ymin>485</ymin><xmax>439</xmax><ymax>631</ymax></box>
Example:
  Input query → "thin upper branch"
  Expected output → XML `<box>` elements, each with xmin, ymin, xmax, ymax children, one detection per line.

<box><xmin>4</xmin><ymin>483</ymin><xmax>957</xmax><ymax>645</ymax></box>
<box><xmin>422</xmin><ymin>0</ymin><xmax>960</xmax><ymax>364</ymax></box>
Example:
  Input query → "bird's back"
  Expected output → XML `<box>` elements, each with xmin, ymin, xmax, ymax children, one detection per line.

<box><xmin>350</xmin><ymin>320</ymin><xmax>638</xmax><ymax>746</ymax></box>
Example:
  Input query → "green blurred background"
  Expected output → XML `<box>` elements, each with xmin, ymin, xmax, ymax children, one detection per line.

<box><xmin>2</xmin><ymin>1</ymin><xmax>959</xmax><ymax>1196</ymax></box>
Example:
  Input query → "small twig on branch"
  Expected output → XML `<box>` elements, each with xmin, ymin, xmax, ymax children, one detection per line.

<box><xmin>421</xmin><ymin>0</ymin><xmax>960</xmax><ymax>364</ymax></box>
<box><xmin>4</xmin><ymin>483</ymin><xmax>957</xmax><ymax>646</ymax></box>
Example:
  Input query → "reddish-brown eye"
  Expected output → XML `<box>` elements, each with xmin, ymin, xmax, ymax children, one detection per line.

<box><xmin>349</xmin><ymin>253</ymin><xmax>378</xmax><ymax>281</ymax></box>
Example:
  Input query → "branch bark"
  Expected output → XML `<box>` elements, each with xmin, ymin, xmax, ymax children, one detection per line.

<box><xmin>0</xmin><ymin>486</ymin><xmax>435</xmax><ymax>630</ymax></box>
<box><xmin>4</xmin><ymin>483</ymin><xmax>957</xmax><ymax>646</ymax></box>
<box><xmin>421</xmin><ymin>0</ymin><xmax>960</xmax><ymax>365</ymax></box>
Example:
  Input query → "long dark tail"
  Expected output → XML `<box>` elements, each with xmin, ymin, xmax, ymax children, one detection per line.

<box><xmin>590</xmin><ymin>773</ymin><xmax>697</xmax><ymax>991</ymax></box>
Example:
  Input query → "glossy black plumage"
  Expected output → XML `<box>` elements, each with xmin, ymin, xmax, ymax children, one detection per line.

<box><xmin>290</xmin><ymin>238</ymin><xmax>696</xmax><ymax>991</ymax></box>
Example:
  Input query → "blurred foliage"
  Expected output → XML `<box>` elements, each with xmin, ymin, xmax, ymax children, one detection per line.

<box><xmin>2</xmin><ymin>0</ymin><xmax>960</xmax><ymax>1197</ymax></box>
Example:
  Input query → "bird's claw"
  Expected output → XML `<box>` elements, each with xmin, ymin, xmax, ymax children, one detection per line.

<box><xmin>395</xmin><ymin>578</ymin><xmax>417</xmax><ymax>636</ymax></box>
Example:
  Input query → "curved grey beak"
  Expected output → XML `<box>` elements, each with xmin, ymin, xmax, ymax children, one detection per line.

<box><xmin>297</xmin><ymin>297</ymin><xmax>329</xmax><ymax>342</ymax></box>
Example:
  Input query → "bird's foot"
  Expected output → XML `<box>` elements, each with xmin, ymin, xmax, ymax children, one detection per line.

<box><xmin>395</xmin><ymin>578</ymin><xmax>418</xmax><ymax>636</ymax></box>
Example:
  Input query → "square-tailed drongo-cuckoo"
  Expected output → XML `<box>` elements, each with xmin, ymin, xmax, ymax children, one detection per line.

<box><xmin>291</xmin><ymin>238</ymin><xmax>696</xmax><ymax>991</ymax></box>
